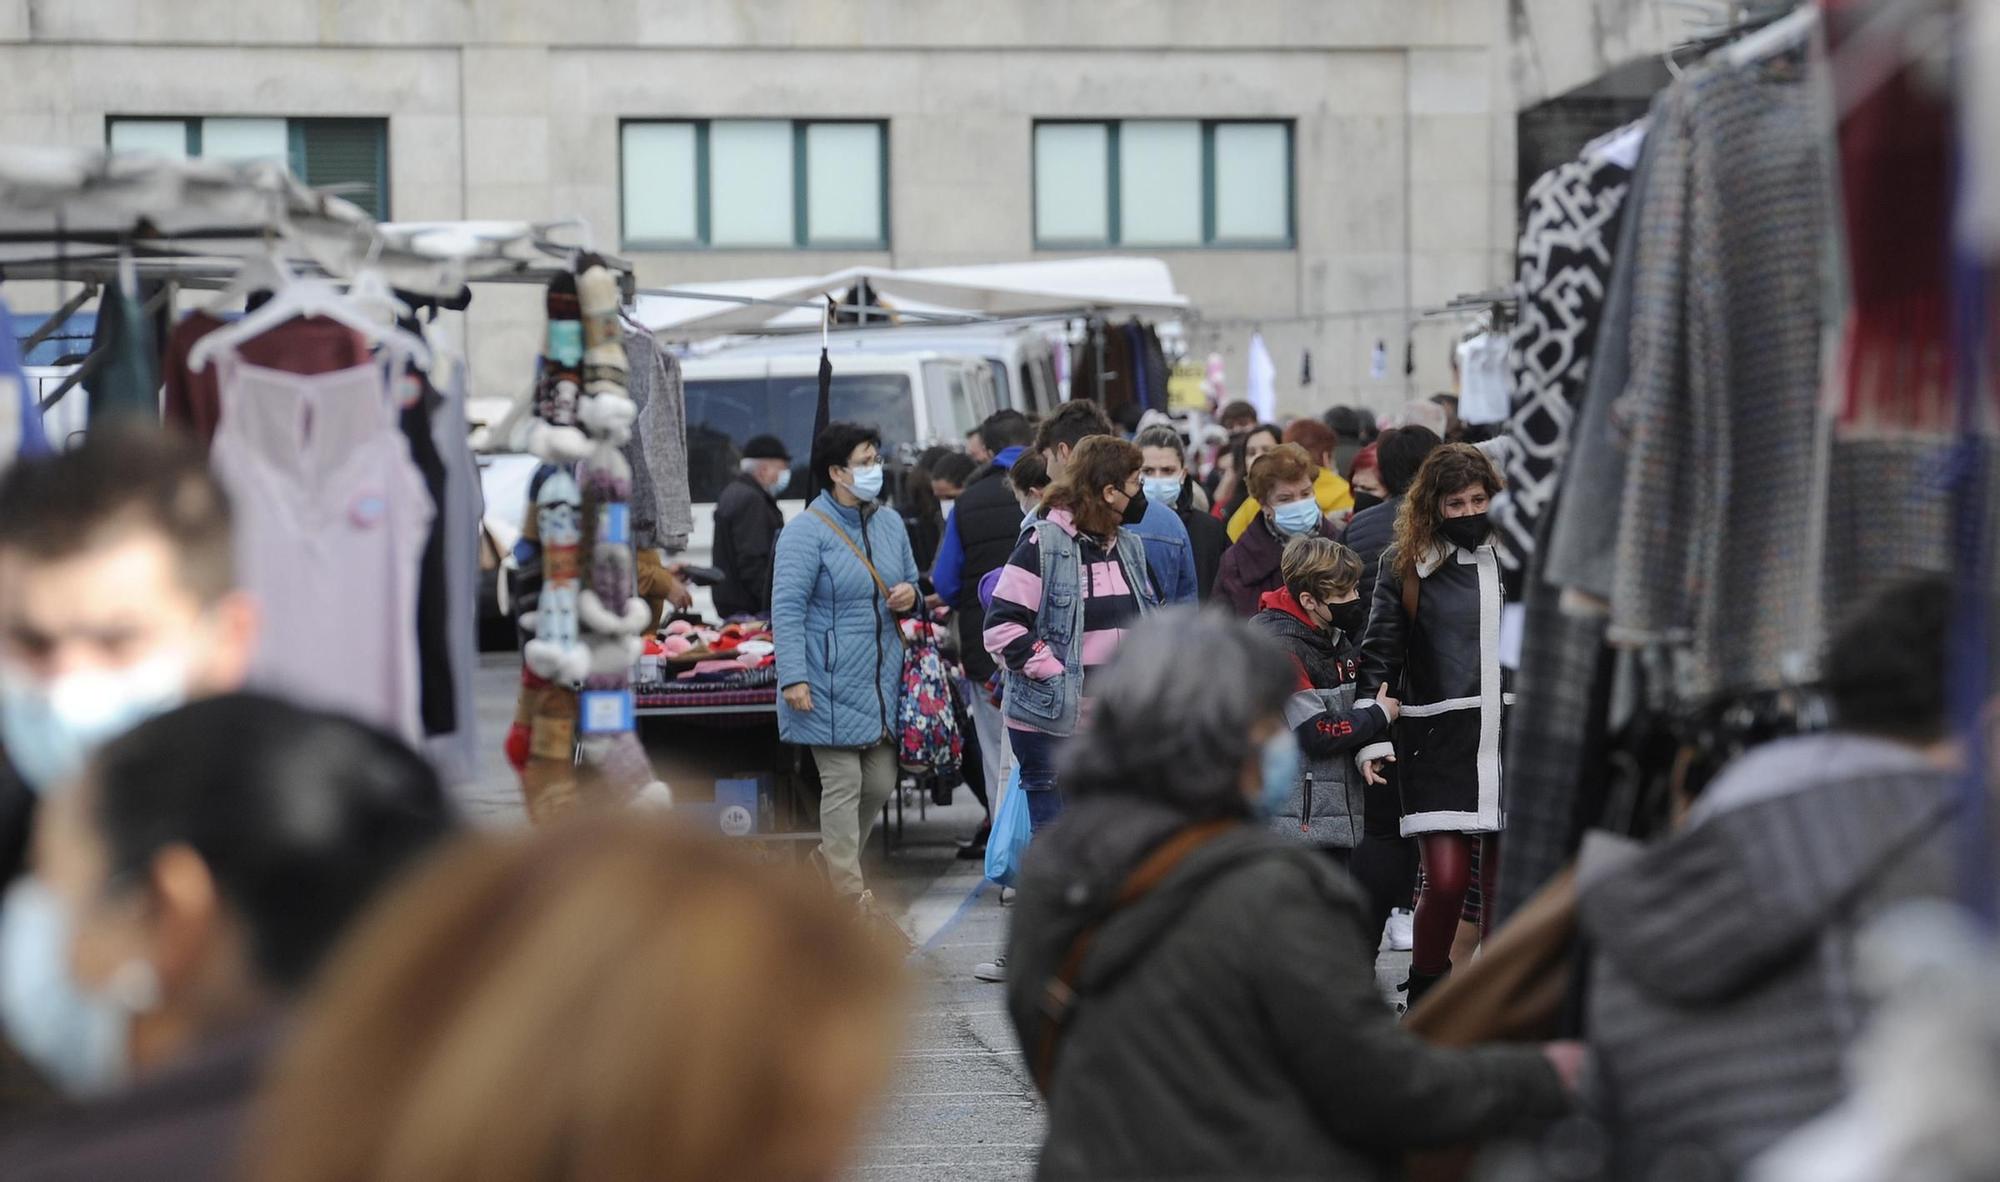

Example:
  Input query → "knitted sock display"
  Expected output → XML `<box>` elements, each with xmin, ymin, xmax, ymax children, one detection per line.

<box><xmin>516</xmin><ymin>274</ymin><xmax>594</xmax><ymax>463</ymax></box>
<box><xmin>569</xmin><ymin>260</ymin><xmax>670</xmax><ymax>809</ymax></box>
<box><xmin>520</xmin><ymin>469</ymin><xmax>590</xmax><ymax>684</ymax></box>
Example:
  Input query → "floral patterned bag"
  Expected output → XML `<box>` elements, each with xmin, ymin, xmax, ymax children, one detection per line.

<box><xmin>896</xmin><ymin>623</ymin><xmax>963</xmax><ymax>778</ymax></box>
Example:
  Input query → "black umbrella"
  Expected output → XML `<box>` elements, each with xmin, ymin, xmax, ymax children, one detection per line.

<box><xmin>803</xmin><ymin>296</ymin><xmax>834</xmax><ymax>501</ymax></box>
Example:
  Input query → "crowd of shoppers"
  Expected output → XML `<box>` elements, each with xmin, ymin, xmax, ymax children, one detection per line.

<box><xmin>0</xmin><ymin>385</ymin><xmax>1983</xmax><ymax>1182</ymax></box>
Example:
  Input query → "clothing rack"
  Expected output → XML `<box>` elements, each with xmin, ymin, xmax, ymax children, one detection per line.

<box><xmin>0</xmin><ymin>148</ymin><xmax>635</xmax><ymax>412</ymax></box>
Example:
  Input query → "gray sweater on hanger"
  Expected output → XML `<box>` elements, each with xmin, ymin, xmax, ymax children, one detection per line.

<box><xmin>623</xmin><ymin>329</ymin><xmax>693</xmax><ymax>553</ymax></box>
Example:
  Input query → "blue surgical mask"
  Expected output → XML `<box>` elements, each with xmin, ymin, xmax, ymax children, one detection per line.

<box><xmin>846</xmin><ymin>463</ymin><xmax>884</xmax><ymax>502</ymax></box>
<box><xmin>1255</xmin><ymin>730</ymin><xmax>1300</xmax><ymax>818</ymax></box>
<box><xmin>1142</xmin><ymin>476</ymin><xmax>1182</xmax><ymax>505</ymax></box>
<box><xmin>770</xmin><ymin>468</ymin><xmax>792</xmax><ymax>495</ymax></box>
<box><xmin>1272</xmin><ymin>498</ymin><xmax>1323</xmax><ymax>537</ymax></box>
<box><xmin>0</xmin><ymin>879</ymin><xmax>159</xmax><ymax>1097</ymax></box>
<box><xmin>0</xmin><ymin>652</ymin><xmax>191</xmax><ymax>794</ymax></box>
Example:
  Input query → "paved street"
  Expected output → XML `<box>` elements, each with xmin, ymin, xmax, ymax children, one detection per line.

<box><xmin>460</xmin><ymin>652</ymin><xmax>1406</xmax><ymax>1179</ymax></box>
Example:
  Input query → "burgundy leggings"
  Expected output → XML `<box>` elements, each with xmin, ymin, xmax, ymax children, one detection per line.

<box><xmin>1412</xmin><ymin>832</ymin><xmax>1498</xmax><ymax>975</ymax></box>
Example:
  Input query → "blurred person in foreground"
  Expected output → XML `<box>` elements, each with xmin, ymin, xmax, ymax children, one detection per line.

<box><xmin>985</xmin><ymin>437</ymin><xmax>1160</xmax><ymax>840</ymax></box>
<box><xmin>1577</xmin><ymin>576</ymin><xmax>1970</xmax><ymax>1180</ymax></box>
<box><xmin>0</xmin><ymin>427</ymin><xmax>259</xmax><ymax>884</ymax></box>
<box><xmin>244</xmin><ymin>816</ymin><xmax>905</xmax><ymax>1182</ymax></box>
<box><xmin>1034</xmin><ymin>400</ymin><xmax>1196</xmax><ymax>605</ymax></box>
<box><xmin>1224</xmin><ymin>418</ymin><xmax>1355</xmax><ymax>543</ymax></box>
<box><xmin>710</xmin><ymin>433</ymin><xmax>790</xmax><ymax>619</ymax></box>
<box><xmin>1135</xmin><ymin>424</ymin><xmax>1227</xmax><ymax>602</ymax></box>
<box><xmin>1354</xmin><ymin>443</ymin><xmax>1508</xmax><ymax>1006</ymax></box>
<box><xmin>771</xmin><ymin>422</ymin><xmax>920</xmax><ymax>912</ymax></box>
<box><xmin>0</xmin><ymin>695</ymin><xmax>454</xmax><ymax>1180</ymax></box>
<box><xmin>0</xmin><ymin>428</ymin><xmax>259</xmax><ymax>1113</ymax></box>
<box><xmin>1007</xmin><ymin>611</ymin><xmax>1576</xmax><ymax>1181</ymax></box>
<box><xmin>1215</xmin><ymin>443</ymin><xmax>1343</xmax><ymax>617</ymax></box>
<box><xmin>1250</xmin><ymin>537</ymin><xmax>1398</xmax><ymax>867</ymax></box>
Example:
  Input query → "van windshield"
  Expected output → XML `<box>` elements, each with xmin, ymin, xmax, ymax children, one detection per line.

<box><xmin>684</xmin><ymin>373</ymin><xmax>916</xmax><ymax>502</ymax></box>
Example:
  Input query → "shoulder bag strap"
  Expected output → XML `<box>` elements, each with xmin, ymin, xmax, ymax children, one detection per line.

<box><xmin>1402</xmin><ymin>564</ymin><xmax>1420</xmax><ymax>624</ymax></box>
<box><xmin>1031</xmin><ymin>819</ymin><xmax>1239</xmax><ymax>1093</ymax></box>
<box><xmin>807</xmin><ymin>507</ymin><xmax>913</xmax><ymax>650</ymax></box>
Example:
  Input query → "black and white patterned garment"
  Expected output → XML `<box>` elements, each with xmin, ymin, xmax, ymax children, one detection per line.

<box><xmin>1489</xmin><ymin>142</ymin><xmax>1639</xmax><ymax>594</ymax></box>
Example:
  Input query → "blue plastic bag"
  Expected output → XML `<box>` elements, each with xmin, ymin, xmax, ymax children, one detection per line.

<box><xmin>984</xmin><ymin>764</ymin><xmax>1031</xmax><ymax>888</ymax></box>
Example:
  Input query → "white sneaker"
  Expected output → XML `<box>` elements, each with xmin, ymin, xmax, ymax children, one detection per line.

<box><xmin>1000</xmin><ymin>886</ymin><xmax>1017</xmax><ymax>906</ymax></box>
<box><xmin>1385</xmin><ymin>908</ymin><xmax>1415</xmax><ymax>952</ymax></box>
<box><xmin>973</xmin><ymin>955</ymin><xmax>1007</xmax><ymax>983</ymax></box>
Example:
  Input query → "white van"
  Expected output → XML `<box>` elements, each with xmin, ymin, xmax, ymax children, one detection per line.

<box><xmin>674</xmin><ymin>350</ymin><xmax>997</xmax><ymax>614</ymax></box>
<box><xmin>698</xmin><ymin>322</ymin><xmax>1062</xmax><ymax>419</ymax></box>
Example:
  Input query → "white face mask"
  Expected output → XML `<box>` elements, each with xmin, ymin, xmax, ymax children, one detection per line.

<box><xmin>0</xmin><ymin>878</ymin><xmax>159</xmax><ymax>1096</ymax></box>
<box><xmin>0</xmin><ymin>648</ymin><xmax>194</xmax><ymax>794</ymax></box>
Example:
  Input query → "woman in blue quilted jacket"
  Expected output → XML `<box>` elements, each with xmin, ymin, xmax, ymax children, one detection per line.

<box><xmin>771</xmin><ymin>422</ymin><xmax>920</xmax><ymax>911</ymax></box>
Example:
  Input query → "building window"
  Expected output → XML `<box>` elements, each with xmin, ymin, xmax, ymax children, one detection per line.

<box><xmin>621</xmin><ymin>119</ymin><xmax>888</xmax><ymax>250</ymax></box>
<box><xmin>106</xmin><ymin>117</ymin><xmax>390</xmax><ymax>219</ymax></box>
<box><xmin>1033</xmin><ymin>119</ymin><xmax>1293</xmax><ymax>248</ymax></box>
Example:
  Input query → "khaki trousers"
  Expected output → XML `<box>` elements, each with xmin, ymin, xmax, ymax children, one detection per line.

<box><xmin>811</xmin><ymin>741</ymin><xmax>899</xmax><ymax>896</ymax></box>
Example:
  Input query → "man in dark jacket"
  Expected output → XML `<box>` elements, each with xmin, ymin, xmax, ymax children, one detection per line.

<box><xmin>711</xmin><ymin>433</ymin><xmax>791</xmax><ymax>618</ymax></box>
<box><xmin>931</xmin><ymin>410</ymin><xmax>1034</xmax><ymax>787</ymax></box>
<box><xmin>1339</xmin><ymin>424</ymin><xmax>1440</xmax><ymax>612</ymax></box>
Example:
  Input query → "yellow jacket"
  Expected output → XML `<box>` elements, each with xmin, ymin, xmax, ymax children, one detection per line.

<box><xmin>1226</xmin><ymin>467</ymin><xmax>1355</xmax><ymax>542</ymax></box>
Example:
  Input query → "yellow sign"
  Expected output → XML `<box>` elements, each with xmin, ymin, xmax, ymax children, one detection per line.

<box><xmin>1167</xmin><ymin>360</ymin><xmax>1207</xmax><ymax>412</ymax></box>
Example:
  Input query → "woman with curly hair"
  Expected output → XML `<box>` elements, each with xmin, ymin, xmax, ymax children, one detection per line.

<box><xmin>1353</xmin><ymin>443</ymin><xmax>1507</xmax><ymax>1006</ymax></box>
<box><xmin>984</xmin><ymin>436</ymin><xmax>1160</xmax><ymax>835</ymax></box>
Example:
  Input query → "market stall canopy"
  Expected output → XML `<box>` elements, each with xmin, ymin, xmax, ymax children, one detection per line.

<box><xmin>635</xmin><ymin>257</ymin><xmax>1191</xmax><ymax>338</ymax></box>
<box><xmin>0</xmin><ymin>148</ymin><xmax>627</xmax><ymax>297</ymax></box>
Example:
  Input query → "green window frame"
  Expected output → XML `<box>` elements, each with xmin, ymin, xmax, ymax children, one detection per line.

<box><xmin>1032</xmin><ymin>119</ymin><xmax>1294</xmax><ymax>250</ymax></box>
<box><xmin>619</xmin><ymin>119</ymin><xmax>890</xmax><ymax>251</ymax></box>
<box><xmin>104</xmin><ymin>116</ymin><xmax>390</xmax><ymax>219</ymax></box>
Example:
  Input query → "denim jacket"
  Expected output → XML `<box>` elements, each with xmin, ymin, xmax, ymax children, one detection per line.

<box><xmin>1001</xmin><ymin>519</ymin><xmax>1158</xmax><ymax>735</ymax></box>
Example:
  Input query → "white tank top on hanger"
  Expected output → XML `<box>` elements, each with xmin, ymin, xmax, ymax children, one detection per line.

<box><xmin>210</xmin><ymin>352</ymin><xmax>434</xmax><ymax>745</ymax></box>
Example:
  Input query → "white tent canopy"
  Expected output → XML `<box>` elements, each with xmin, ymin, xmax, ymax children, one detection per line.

<box><xmin>634</xmin><ymin>257</ymin><xmax>1191</xmax><ymax>338</ymax></box>
<box><xmin>0</xmin><ymin>148</ymin><xmax>625</xmax><ymax>296</ymax></box>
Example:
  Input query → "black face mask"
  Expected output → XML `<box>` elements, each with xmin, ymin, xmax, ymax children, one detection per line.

<box><xmin>1117</xmin><ymin>489</ymin><xmax>1148</xmax><ymax>527</ymax></box>
<box><xmin>1439</xmin><ymin>511</ymin><xmax>1490</xmax><ymax>551</ymax></box>
<box><xmin>1328</xmin><ymin>598</ymin><xmax>1369</xmax><ymax>638</ymax></box>
<box><xmin>1351</xmin><ymin>490</ymin><xmax>1384</xmax><ymax>515</ymax></box>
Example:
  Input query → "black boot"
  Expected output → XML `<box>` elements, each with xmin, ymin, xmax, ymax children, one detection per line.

<box><xmin>1402</xmin><ymin>964</ymin><xmax>1451</xmax><ymax>1013</ymax></box>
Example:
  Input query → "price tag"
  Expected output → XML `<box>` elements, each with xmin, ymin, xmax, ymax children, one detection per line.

<box><xmin>599</xmin><ymin>503</ymin><xmax>630</xmax><ymax>546</ymax></box>
<box><xmin>578</xmin><ymin>689</ymin><xmax>634</xmax><ymax>735</ymax></box>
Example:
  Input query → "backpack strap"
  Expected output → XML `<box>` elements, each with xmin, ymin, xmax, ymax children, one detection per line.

<box><xmin>1031</xmin><ymin>819</ymin><xmax>1238</xmax><ymax>1093</ymax></box>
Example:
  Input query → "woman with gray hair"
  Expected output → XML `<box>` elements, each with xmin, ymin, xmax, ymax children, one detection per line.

<box><xmin>1004</xmin><ymin>610</ymin><xmax>1577</xmax><ymax>1181</ymax></box>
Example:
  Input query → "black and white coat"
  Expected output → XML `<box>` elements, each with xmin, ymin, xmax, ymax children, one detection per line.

<box><xmin>1354</xmin><ymin>539</ymin><xmax>1512</xmax><ymax>836</ymax></box>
